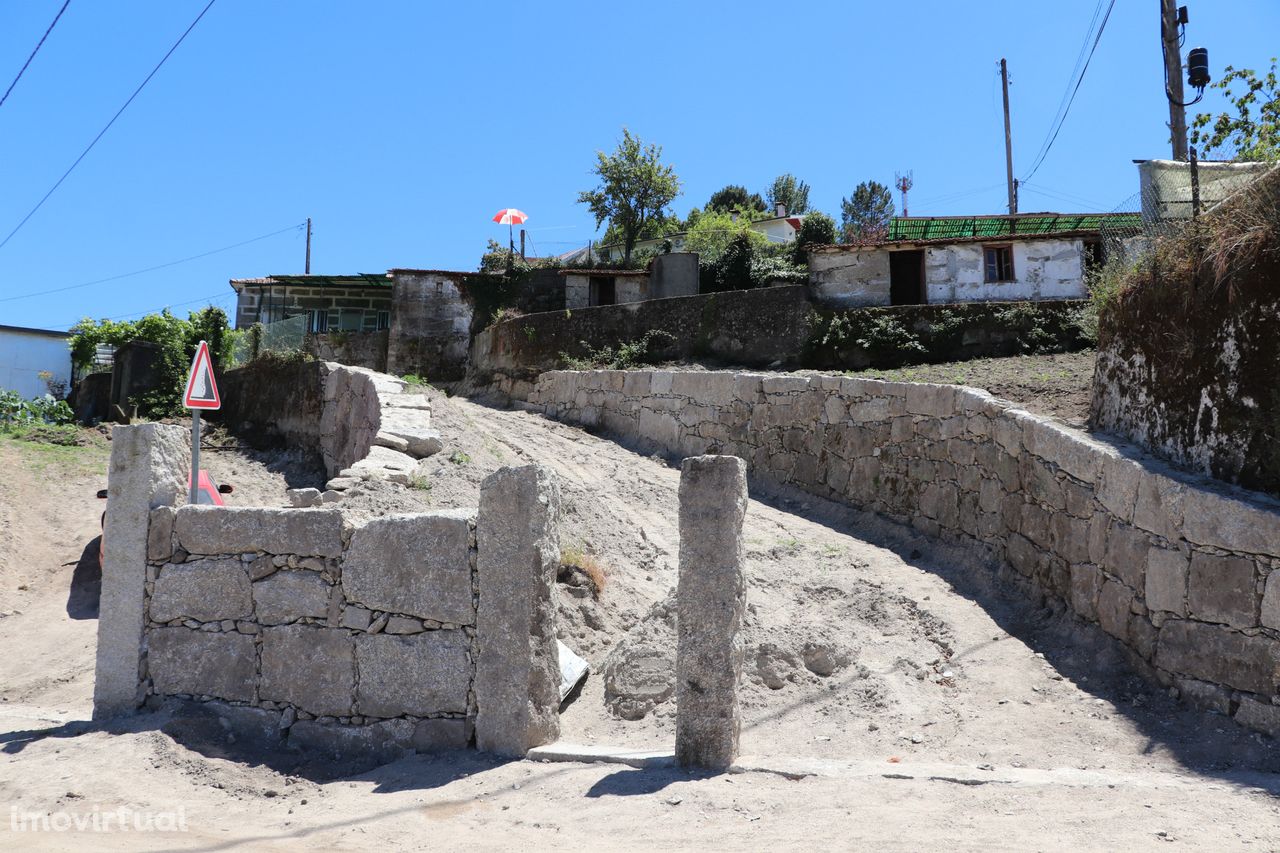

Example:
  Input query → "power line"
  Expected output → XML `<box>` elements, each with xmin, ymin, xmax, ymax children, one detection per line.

<box><xmin>1021</xmin><ymin>0</ymin><xmax>1116</xmax><ymax>183</ymax></box>
<box><xmin>58</xmin><ymin>289</ymin><xmax>234</xmax><ymax>329</ymax></box>
<box><xmin>0</xmin><ymin>221</ymin><xmax>305</xmax><ymax>304</ymax></box>
<box><xmin>0</xmin><ymin>0</ymin><xmax>218</xmax><ymax>252</ymax></box>
<box><xmin>1024</xmin><ymin>0</ymin><xmax>1107</xmax><ymax>175</ymax></box>
<box><xmin>0</xmin><ymin>0</ymin><xmax>71</xmax><ymax>111</ymax></box>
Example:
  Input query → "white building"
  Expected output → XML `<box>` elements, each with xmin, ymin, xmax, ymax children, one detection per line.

<box><xmin>0</xmin><ymin>324</ymin><xmax>72</xmax><ymax>400</ymax></box>
<box><xmin>807</xmin><ymin>212</ymin><xmax>1139</xmax><ymax>307</ymax></box>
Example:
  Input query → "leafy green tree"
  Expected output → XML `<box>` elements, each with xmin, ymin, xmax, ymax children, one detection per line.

<box><xmin>578</xmin><ymin>129</ymin><xmax>682</xmax><ymax>264</ymax></box>
<box><xmin>683</xmin><ymin>209</ymin><xmax>767</xmax><ymax>266</ymax></box>
<box><xmin>766</xmin><ymin>173</ymin><xmax>810</xmax><ymax>214</ymax></box>
<box><xmin>840</xmin><ymin>181</ymin><xmax>895</xmax><ymax>242</ymax></box>
<box><xmin>706</xmin><ymin>184</ymin><xmax>766</xmax><ymax>215</ymax></box>
<box><xmin>792</xmin><ymin>210</ymin><xmax>837</xmax><ymax>263</ymax></box>
<box><xmin>1191</xmin><ymin>59</ymin><xmax>1280</xmax><ymax>161</ymax></box>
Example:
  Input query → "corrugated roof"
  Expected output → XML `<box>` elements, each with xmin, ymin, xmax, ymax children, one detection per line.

<box><xmin>887</xmin><ymin>212</ymin><xmax>1141</xmax><ymax>241</ymax></box>
<box><xmin>557</xmin><ymin>268</ymin><xmax>649</xmax><ymax>277</ymax></box>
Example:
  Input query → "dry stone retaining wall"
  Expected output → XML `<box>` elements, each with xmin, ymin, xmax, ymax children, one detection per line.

<box><xmin>95</xmin><ymin>424</ymin><xmax>562</xmax><ymax>759</ymax></box>
<box><xmin>528</xmin><ymin>369</ymin><xmax>1280</xmax><ymax>737</ymax></box>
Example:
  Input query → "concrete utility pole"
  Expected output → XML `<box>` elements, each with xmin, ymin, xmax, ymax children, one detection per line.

<box><xmin>1162</xmin><ymin>0</ymin><xmax>1189</xmax><ymax>161</ymax></box>
<box><xmin>305</xmin><ymin>217</ymin><xmax>312</xmax><ymax>274</ymax></box>
<box><xmin>1000</xmin><ymin>58</ymin><xmax>1017</xmax><ymax>214</ymax></box>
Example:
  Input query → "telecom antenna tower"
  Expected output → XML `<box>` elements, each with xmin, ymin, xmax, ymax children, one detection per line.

<box><xmin>895</xmin><ymin>171</ymin><xmax>914</xmax><ymax>218</ymax></box>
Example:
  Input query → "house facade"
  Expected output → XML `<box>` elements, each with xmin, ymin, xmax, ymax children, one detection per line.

<box><xmin>0</xmin><ymin>324</ymin><xmax>71</xmax><ymax>400</ymax></box>
<box><xmin>808</xmin><ymin>212</ymin><xmax>1139</xmax><ymax>307</ymax></box>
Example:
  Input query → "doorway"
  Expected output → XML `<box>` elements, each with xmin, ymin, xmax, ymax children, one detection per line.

<box><xmin>589</xmin><ymin>276</ymin><xmax>616</xmax><ymax>306</ymax></box>
<box><xmin>889</xmin><ymin>250</ymin><xmax>925</xmax><ymax>305</ymax></box>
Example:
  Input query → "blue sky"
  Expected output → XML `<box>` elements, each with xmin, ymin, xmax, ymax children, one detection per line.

<box><xmin>0</xmin><ymin>0</ymin><xmax>1276</xmax><ymax>330</ymax></box>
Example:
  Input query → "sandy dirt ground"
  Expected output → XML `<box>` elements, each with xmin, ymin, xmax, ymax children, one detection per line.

<box><xmin>2</xmin><ymin>383</ymin><xmax>1279</xmax><ymax>850</ymax></box>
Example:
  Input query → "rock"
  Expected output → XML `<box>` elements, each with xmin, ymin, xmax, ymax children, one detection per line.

<box><xmin>1262</xmin><ymin>572</ymin><xmax>1280</xmax><ymax>631</ymax></box>
<box><xmin>259</xmin><ymin>625</ymin><xmax>355</xmax><ymax>717</ymax></box>
<box><xmin>755</xmin><ymin>644</ymin><xmax>796</xmax><ymax>690</ymax></box>
<box><xmin>384</xmin><ymin>615</ymin><xmax>424</xmax><ymax>634</ymax></box>
<box><xmin>1187</xmin><ymin>552</ymin><xmax>1258</xmax><ymax>628</ymax></box>
<box><xmin>147</xmin><ymin>506</ymin><xmax>175</xmax><ymax>562</ymax></box>
<box><xmin>339</xmin><ymin>606</ymin><xmax>372</xmax><ymax>631</ymax></box>
<box><xmin>324</xmin><ymin>478</ymin><xmax>360</xmax><ymax>492</ymax></box>
<box><xmin>603</xmin><ymin>641</ymin><xmax>675</xmax><ymax>720</ymax></box>
<box><xmin>1156</xmin><ymin>620</ymin><xmax>1280</xmax><ymax>695</ymax></box>
<box><xmin>150</xmin><ymin>559</ymin><xmax>253</xmax><ymax>623</ymax></box>
<box><xmin>1145</xmin><ymin>548</ymin><xmax>1189</xmax><ymax>616</ymax></box>
<box><xmin>287</xmin><ymin>719</ymin><xmax>415</xmax><ymax>765</ymax></box>
<box><xmin>147</xmin><ymin>627</ymin><xmax>256</xmax><ymax>702</ymax></box>
<box><xmin>413</xmin><ymin>718</ymin><xmax>469</xmax><ymax>752</ymax></box>
<box><xmin>343</xmin><ymin>511</ymin><xmax>475</xmax><ymax>624</ymax></box>
<box><xmin>355</xmin><ymin>632</ymin><xmax>471</xmax><ymax>717</ymax></box>
<box><xmin>352</xmin><ymin>445</ymin><xmax>417</xmax><ymax>475</ymax></box>
<box><xmin>174</xmin><ymin>506</ymin><xmax>343</xmax><ymax>558</ymax></box>
<box><xmin>286</xmin><ymin>488</ymin><xmax>322</xmax><ymax>508</ymax></box>
<box><xmin>320</xmin><ymin>490</ymin><xmax>343</xmax><ymax>504</ymax></box>
<box><xmin>252</xmin><ymin>571</ymin><xmax>332</xmax><ymax>625</ymax></box>
<box><xmin>373</xmin><ymin>432</ymin><xmax>411</xmax><ymax>454</ymax></box>
<box><xmin>1234</xmin><ymin>696</ymin><xmax>1280</xmax><ymax>738</ymax></box>
<box><xmin>801</xmin><ymin>642</ymin><xmax>848</xmax><ymax>677</ymax></box>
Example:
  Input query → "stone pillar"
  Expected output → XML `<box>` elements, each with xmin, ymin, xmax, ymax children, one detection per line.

<box><xmin>474</xmin><ymin>465</ymin><xmax>561</xmax><ymax>756</ymax></box>
<box><xmin>93</xmin><ymin>423</ymin><xmax>189</xmax><ymax>719</ymax></box>
<box><xmin>676</xmin><ymin>455</ymin><xmax>748</xmax><ymax>770</ymax></box>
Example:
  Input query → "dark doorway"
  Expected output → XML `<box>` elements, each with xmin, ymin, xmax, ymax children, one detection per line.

<box><xmin>889</xmin><ymin>250</ymin><xmax>926</xmax><ymax>305</ymax></box>
<box><xmin>589</xmin><ymin>276</ymin><xmax>616</xmax><ymax>306</ymax></box>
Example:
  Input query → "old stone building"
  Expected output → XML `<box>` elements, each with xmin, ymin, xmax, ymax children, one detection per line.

<box><xmin>808</xmin><ymin>212</ymin><xmax>1140</xmax><ymax>307</ymax></box>
<box><xmin>230</xmin><ymin>274</ymin><xmax>394</xmax><ymax>332</ymax></box>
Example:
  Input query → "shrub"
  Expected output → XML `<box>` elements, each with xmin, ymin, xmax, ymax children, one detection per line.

<box><xmin>0</xmin><ymin>390</ymin><xmax>75</xmax><ymax>426</ymax></box>
<box><xmin>560</xmin><ymin>545</ymin><xmax>606</xmax><ymax>598</ymax></box>
<box><xmin>792</xmin><ymin>211</ymin><xmax>837</xmax><ymax>264</ymax></box>
<box><xmin>559</xmin><ymin>329</ymin><xmax>676</xmax><ymax>370</ymax></box>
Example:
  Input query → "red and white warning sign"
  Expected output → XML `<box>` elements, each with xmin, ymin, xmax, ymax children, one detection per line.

<box><xmin>183</xmin><ymin>340</ymin><xmax>222</xmax><ymax>410</ymax></box>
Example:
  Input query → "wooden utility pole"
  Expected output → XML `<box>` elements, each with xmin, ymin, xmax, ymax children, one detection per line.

<box><xmin>520</xmin><ymin>228</ymin><xmax>526</xmax><ymax>260</ymax></box>
<box><xmin>305</xmin><ymin>217</ymin><xmax>312</xmax><ymax>274</ymax></box>
<box><xmin>1000</xmin><ymin>58</ymin><xmax>1017</xmax><ymax>214</ymax></box>
<box><xmin>1161</xmin><ymin>0</ymin><xmax>1189</xmax><ymax>161</ymax></box>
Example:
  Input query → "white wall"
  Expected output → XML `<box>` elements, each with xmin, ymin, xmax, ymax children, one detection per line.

<box><xmin>807</xmin><ymin>249</ymin><xmax>891</xmax><ymax>306</ymax></box>
<box><xmin>924</xmin><ymin>238</ymin><xmax>1086</xmax><ymax>302</ymax></box>
<box><xmin>0</xmin><ymin>328</ymin><xmax>72</xmax><ymax>399</ymax></box>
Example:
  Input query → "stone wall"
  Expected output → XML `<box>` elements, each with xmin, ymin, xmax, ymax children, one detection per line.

<box><xmin>527</xmin><ymin>369</ymin><xmax>1280</xmax><ymax>737</ymax></box>
<box><xmin>1090</xmin><ymin>227</ymin><xmax>1280</xmax><ymax>499</ymax></box>
<box><xmin>305</xmin><ymin>330</ymin><xmax>388</xmax><ymax>373</ymax></box>
<box><xmin>94</xmin><ymin>422</ymin><xmax>563</xmax><ymax>759</ymax></box>
<box><xmin>387</xmin><ymin>271</ymin><xmax>474</xmax><ymax>382</ymax></box>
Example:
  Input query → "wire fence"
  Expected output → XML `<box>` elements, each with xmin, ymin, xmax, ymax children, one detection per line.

<box><xmin>229</xmin><ymin>314</ymin><xmax>309</xmax><ymax>366</ymax></box>
<box><xmin>1099</xmin><ymin>158</ymin><xmax>1277</xmax><ymax>262</ymax></box>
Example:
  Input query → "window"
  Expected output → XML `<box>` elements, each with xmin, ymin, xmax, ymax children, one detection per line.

<box><xmin>984</xmin><ymin>245</ymin><xmax>1014</xmax><ymax>283</ymax></box>
<box><xmin>306</xmin><ymin>309</ymin><xmax>328</xmax><ymax>333</ymax></box>
<box><xmin>377</xmin><ymin>311</ymin><xmax>390</xmax><ymax>330</ymax></box>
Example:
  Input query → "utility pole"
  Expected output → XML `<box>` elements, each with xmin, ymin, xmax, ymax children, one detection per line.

<box><xmin>1000</xmin><ymin>58</ymin><xmax>1017</xmax><ymax>214</ymax></box>
<box><xmin>305</xmin><ymin>217</ymin><xmax>312</xmax><ymax>274</ymax></box>
<box><xmin>520</xmin><ymin>228</ymin><xmax>526</xmax><ymax>260</ymax></box>
<box><xmin>1161</xmin><ymin>0</ymin><xmax>1189</xmax><ymax>161</ymax></box>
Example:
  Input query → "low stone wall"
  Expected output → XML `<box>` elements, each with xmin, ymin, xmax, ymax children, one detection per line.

<box><xmin>141</xmin><ymin>504</ymin><xmax>476</xmax><ymax>754</ymax></box>
<box><xmin>217</xmin><ymin>360</ymin><xmax>441</xmax><ymax>480</ymax></box>
<box><xmin>527</xmin><ymin>369</ymin><xmax>1280</xmax><ymax>736</ymax></box>
<box><xmin>95</xmin><ymin>424</ymin><xmax>563</xmax><ymax>759</ymax></box>
<box><xmin>305</xmin><ymin>330</ymin><xmax>388</xmax><ymax>373</ymax></box>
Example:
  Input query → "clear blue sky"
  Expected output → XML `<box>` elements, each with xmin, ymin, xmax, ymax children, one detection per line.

<box><xmin>0</xmin><ymin>0</ymin><xmax>1276</xmax><ymax>330</ymax></box>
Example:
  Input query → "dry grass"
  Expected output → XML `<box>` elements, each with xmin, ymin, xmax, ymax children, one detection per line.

<box><xmin>560</xmin><ymin>545</ymin><xmax>606</xmax><ymax>598</ymax></box>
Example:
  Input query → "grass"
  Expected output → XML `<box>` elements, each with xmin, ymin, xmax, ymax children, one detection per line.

<box><xmin>560</xmin><ymin>545</ymin><xmax>607</xmax><ymax>598</ymax></box>
<box><xmin>1</xmin><ymin>425</ymin><xmax>108</xmax><ymax>477</ymax></box>
<box><xmin>447</xmin><ymin>450</ymin><xmax>471</xmax><ymax>466</ymax></box>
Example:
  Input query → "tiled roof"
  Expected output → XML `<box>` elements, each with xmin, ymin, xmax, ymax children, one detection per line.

<box><xmin>230</xmin><ymin>274</ymin><xmax>390</xmax><ymax>289</ymax></box>
<box><xmin>557</xmin><ymin>268</ymin><xmax>649</xmax><ymax>277</ymax></box>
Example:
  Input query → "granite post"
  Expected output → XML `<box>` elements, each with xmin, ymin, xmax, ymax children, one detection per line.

<box><xmin>675</xmin><ymin>455</ymin><xmax>748</xmax><ymax>769</ymax></box>
<box><xmin>474</xmin><ymin>465</ymin><xmax>562</xmax><ymax>756</ymax></box>
<box><xmin>93</xmin><ymin>423</ymin><xmax>189</xmax><ymax>719</ymax></box>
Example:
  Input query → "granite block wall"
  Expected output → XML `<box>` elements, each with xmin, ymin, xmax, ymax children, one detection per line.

<box><xmin>527</xmin><ymin>369</ymin><xmax>1280</xmax><ymax>737</ymax></box>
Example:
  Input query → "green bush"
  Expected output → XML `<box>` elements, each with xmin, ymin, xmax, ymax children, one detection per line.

<box><xmin>68</xmin><ymin>306</ymin><xmax>233</xmax><ymax>419</ymax></box>
<box><xmin>560</xmin><ymin>329</ymin><xmax>677</xmax><ymax>370</ymax></box>
<box><xmin>0</xmin><ymin>390</ymin><xmax>75</xmax><ymax>426</ymax></box>
<box><xmin>792</xmin><ymin>211</ymin><xmax>837</xmax><ymax>264</ymax></box>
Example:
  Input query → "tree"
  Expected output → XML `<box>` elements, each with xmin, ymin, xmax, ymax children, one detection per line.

<box><xmin>683</xmin><ymin>209</ymin><xmax>766</xmax><ymax>266</ymax></box>
<box><xmin>766</xmin><ymin>173</ymin><xmax>810</xmax><ymax>214</ymax></box>
<box><xmin>578</xmin><ymin>129</ymin><xmax>681</xmax><ymax>264</ymax></box>
<box><xmin>706</xmin><ymin>184</ymin><xmax>766</xmax><ymax>215</ymax></box>
<box><xmin>840</xmin><ymin>181</ymin><xmax>895</xmax><ymax>242</ymax></box>
<box><xmin>1191</xmin><ymin>59</ymin><xmax>1280</xmax><ymax>161</ymax></box>
<box><xmin>791</xmin><ymin>210</ymin><xmax>837</xmax><ymax>263</ymax></box>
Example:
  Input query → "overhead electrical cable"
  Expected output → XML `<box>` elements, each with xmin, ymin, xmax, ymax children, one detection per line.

<box><xmin>0</xmin><ymin>0</ymin><xmax>218</xmax><ymax>252</ymax></box>
<box><xmin>1021</xmin><ymin>0</ymin><xmax>1116</xmax><ymax>183</ymax></box>
<box><xmin>0</xmin><ymin>221</ymin><xmax>304</xmax><ymax>303</ymax></box>
<box><xmin>0</xmin><ymin>0</ymin><xmax>71</xmax><ymax>110</ymax></box>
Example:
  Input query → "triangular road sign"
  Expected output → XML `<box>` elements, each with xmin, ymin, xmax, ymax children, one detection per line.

<box><xmin>183</xmin><ymin>340</ymin><xmax>222</xmax><ymax>410</ymax></box>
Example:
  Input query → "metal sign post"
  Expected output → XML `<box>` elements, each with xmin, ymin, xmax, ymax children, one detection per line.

<box><xmin>182</xmin><ymin>340</ymin><xmax>222</xmax><ymax>504</ymax></box>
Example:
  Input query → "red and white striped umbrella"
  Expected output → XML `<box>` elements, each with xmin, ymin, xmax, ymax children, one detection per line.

<box><xmin>492</xmin><ymin>208</ymin><xmax>528</xmax><ymax>225</ymax></box>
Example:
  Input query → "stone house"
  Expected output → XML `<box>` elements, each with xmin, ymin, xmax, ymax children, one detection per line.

<box><xmin>560</xmin><ymin>253</ymin><xmax>700</xmax><ymax>308</ymax></box>
<box><xmin>230</xmin><ymin>274</ymin><xmax>394</xmax><ymax>333</ymax></box>
<box><xmin>807</xmin><ymin>212</ymin><xmax>1140</xmax><ymax>307</ymax></box>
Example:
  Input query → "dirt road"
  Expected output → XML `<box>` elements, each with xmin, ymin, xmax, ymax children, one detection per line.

<box><xmin>1</xmin><ymin>392</ymin><xmax>1278</xmax><ymax>850</ymax></box>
